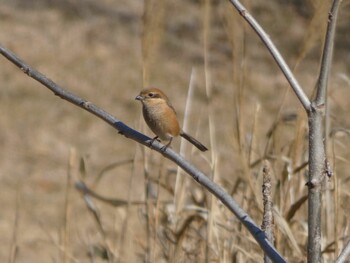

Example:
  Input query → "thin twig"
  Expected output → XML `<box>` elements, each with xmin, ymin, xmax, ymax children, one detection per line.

<box><xmin>335</xmin><ymin>240</ymin><xmax>350</xmax><ymax>263</ymax></box>
<box><xmin>227</xmin><ymin>0</ymin><xmax>311</xmax><ymax>111</ymax></box>
<box><xmin>75</xmin><ymin>181</ymin><xmax>143</xmax><ymax>207</ymax></box>
<box><xmin>315</xmin><ymin>0</ymin><xmax>343</xmax><ymax>105</ymax></box>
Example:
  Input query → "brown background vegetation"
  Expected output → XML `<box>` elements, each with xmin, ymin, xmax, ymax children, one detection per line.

<box><xmin>0</xmin><ymin>0</ymin><xmax>350</xmax><ymax>262</ymax></box>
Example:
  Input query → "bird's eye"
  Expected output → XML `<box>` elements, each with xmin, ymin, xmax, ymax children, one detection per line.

<box><xmin>148</xmin><ymin>92</ymin><xmax>154</xmax><ymax>97</ymax></box>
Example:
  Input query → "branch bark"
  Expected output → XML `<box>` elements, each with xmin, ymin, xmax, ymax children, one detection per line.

<box><xmin>226</xmin><ymin>0</ymin><xmax>343</xmax><ymax>262</ymax></box>
<box><xmin>335</xmin><ymin>240</ymin><xmax>350</xmax><ymax>263</ymax></box>
<box><xmin>308</xmin><ymin>1</ymin><xmax>342</xmax><ymax>262</ymax></box>
<box><xmin>227</xmin><ymin>0</ymin><xmax>311</xmax><ymax>111</ymax></box>
<box><xmin>0</xmin><ymin>45</ymin><xmax>286</xmax><ymax>263</ymax></box>
<box><xmin>315</xmin><ymin>0</ymin><xmax>343</xmax><ymax>105</ymax></box>
<box><xmin>307</xmin><ymin>104</ymin><xmax>325</xmax><ymax>263</ymax></box>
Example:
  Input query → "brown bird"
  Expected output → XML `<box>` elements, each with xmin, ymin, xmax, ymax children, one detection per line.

<box><xmin>135</xmin><ymin>88</ymin><xmax>208</xmax><ymax>152</ymax></box>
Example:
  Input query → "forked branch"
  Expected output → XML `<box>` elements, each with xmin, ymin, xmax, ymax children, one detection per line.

<box><xmin>226</xmin><ymin>0</ymin><xmax>343</xmax><ymax>262</ymax></box>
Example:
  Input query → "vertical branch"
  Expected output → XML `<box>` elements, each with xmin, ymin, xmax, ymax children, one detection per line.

<box><xmin>308</xmin><ymin>1</ymin><xmax>342</xmax><ymax>262</ymax></box>
<box><xmin>307</xmin><ymin>106</ymin><xmax>325</xmax><ymax>263</ymax></box>
<box><xmin>226</xmin><ymin>0</ymin><xmax>343</xmax><ymax>262</ymax></box>
<box><xmin>315</xmin><ymin>0</ymin><xmax>343</xmax><ymax>105</ymax></box>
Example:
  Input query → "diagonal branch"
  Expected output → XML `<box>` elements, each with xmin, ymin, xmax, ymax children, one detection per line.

<box><xmin>0</xmin><ymin>45</ymin><xmax>286</xmax><ymax>262</ymax></box>
<box><xmin>227</xmin><ymin>0</ymin><xmax>311</xmax><ymax>112</ymax></box>
<box><xmin>335</xmin><ymin>239</ymin><xmax>350</xmax><ymax>263</ymax></box>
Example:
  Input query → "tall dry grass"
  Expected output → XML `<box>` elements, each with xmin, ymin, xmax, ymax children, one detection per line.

<box><xmin>0</xmin><ymin>0</ymin><xmax>349</xmax><ymax>262</ymax></box>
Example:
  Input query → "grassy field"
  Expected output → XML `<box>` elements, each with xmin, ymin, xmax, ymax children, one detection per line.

<box><xmin>0</xmin><ymin>0</ymin><xmax>350</xmax><ymax>262</ymax></box>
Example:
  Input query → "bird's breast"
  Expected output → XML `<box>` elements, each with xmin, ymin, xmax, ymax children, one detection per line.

<box><xmin>142</xmin><ymin>103</ymin><xmax>180</xmax><ymax>140</ymax></box>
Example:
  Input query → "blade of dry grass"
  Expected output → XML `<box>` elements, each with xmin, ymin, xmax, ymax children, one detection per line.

<box><xmin>332</xmin><ymin>137</ymin><xmax>340</xmax><ymax>258</ymax></box>
<box><xmin>285</xmin><ymin>194</ymin><xmax>308</xmax><ymax>222</ymax></box>
<box><xmin>93</xmin><ymin>159</ymin><xmax>134</xmax><ymax>186</ymax></box>
<box><xmin>62</xmin><ymin>148</ymin><xmax>75</xmax><ymax>263</ymax></box>
<box><xmin>273</xmin><ymin>207</ymin><xmax>303</xmax><ymax>257</ymax></box>
<box><xmin>152</xmin><ymin>164</ymin><xmax>165</xmax><ymax>263</ymax></box>
<box><xmin>248</xmin><ymin>103</ymin><xmax>262</xmax><ymax>166</ymax></box>
<box><xmin>82</xmin><ymin>194</ymin><xmax>114</xmax><ymax>262</ymax></box>
<box><xmin>118</xmin><ymin>148</ymin><xmax>141</xmax><ymax>262</ymax></box>
<box><xmin>38</xmin><ymin>221</ymin><xmax>80</xmax><ymax>263</ymax></box>
<box><xmin>9</xmin><ymin>181</ymin><xmax>21</xmax><ymax>263</ymax></box>
<box><xmin>202</xmin><ymin>1</ymin><xmax>221</xmax><ymax>261</ymax></box>
<box><xmin>174</xmin><ymin>68</ymin><xmax>197</xmax><ymax>217</ymax></box>
<box><xmin>142</xmin><ymin>0</ymin><xmax>164</xmax><ymax>87</ymax></box>
<box><xmin>141</xmin><ymin>2</ymin><xmax>167</xmax><ymax>253</ymax></box>
<box><xmin>293</xmin><ymin>0</ymin><xmax>331</xmax><ymax>70</ymax></box>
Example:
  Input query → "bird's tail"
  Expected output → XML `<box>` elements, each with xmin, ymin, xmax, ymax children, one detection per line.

<box><xmin>180</xmin><ymin>132</ymin><xmax>208</xmax><ymax>152</ymax></box>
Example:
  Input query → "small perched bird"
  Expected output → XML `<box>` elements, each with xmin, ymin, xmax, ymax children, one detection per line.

<box><xmin>135</xmin><ymin>88</ymin><xmax>208</xmax><ymax>152</ymax></box>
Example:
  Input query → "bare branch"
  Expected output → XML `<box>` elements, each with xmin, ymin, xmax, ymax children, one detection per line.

<box><xmin>335</xmin><ymin>240</ymin><xmax>350</xmax><ymax>263</ymax></box>
<box><xmin>315</xmin><ymin>0</ymin><xmax>343</xmax><ymax>105</ymax></box>
<box><xmin>0</xmin><ymin>45</ymin><xmax>286</xmax><ymax>263</ymax></box>
<box><xmin>226</xmin><ymin>1</ymin><xmax>344</xmax><ymax>262</ymax></box>
<box><xmin>227</xmin><ymin>0</ymin><xmax>311</xmax><ymax>112</ymax></box>
<box><xmin>307</xmin><ymin>107</ymin><xmax>325</xmax><ymax>263</ymax></box>
<box><xmin>307</xmin><ymin>1</ymin><xmax>343</xmax><ymax>262</ymax></box>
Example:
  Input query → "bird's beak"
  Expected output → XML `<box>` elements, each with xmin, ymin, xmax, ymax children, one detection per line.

<box><xmin>135</xmin><ymin>95</ymin><xmax>144</xmax><ymax>101</ymax></box>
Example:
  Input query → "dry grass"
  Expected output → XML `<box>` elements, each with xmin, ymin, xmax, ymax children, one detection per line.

<box><xmin>0</xmin><ymin>0</ymin><xmax>350</xmax><ymax>262</ymax></box>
